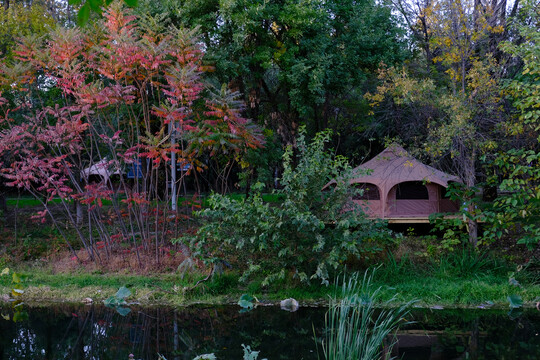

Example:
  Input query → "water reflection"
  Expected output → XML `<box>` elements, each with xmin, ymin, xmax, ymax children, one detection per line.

<box><xmin>0</xmin><ymin>305</ymin><xmax>540</xmax><ymax>359</ymax></box>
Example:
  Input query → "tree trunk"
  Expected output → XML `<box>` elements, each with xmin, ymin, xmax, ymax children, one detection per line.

<box><xmin>465</xmin><ymin>156</ymin><xmax>478</xmax><ymax>246</ymax></box>
<box><xmin>75</xmin><ymin>200</ymin><xmax>83</xmax><ymax>226</ymax></box>
<box><xmin>468</xmin><ymin>218</ymin><xmax>478</xmax><ymax>247</ymax></box>
<box><xmin>418</xmin><ymin>8</ymin><xmax>433</xmax><ymax>71</ymax></box>
<box><xmin>245</xmin><ymin>167</ymin><xmax>253</xmax><ymax>198</ymax></box>
<box><xmin>0</xmin><ymin>192</ymin><xmax>6</xmax><ymax>214</ymax></box>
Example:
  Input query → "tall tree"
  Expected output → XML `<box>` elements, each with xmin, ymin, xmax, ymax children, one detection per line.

<box><xmin>0</xmin><ymin>0</ymin><xmax>58</xmax><ymax>213</ymax></box>
<box><xmin>0</xmin><ymin>0</ymin><xmax>56</xmax><ymax>61</ymax></box>
<box><xmin>136</xmin><ymin>0</ymin><xmax>407</xmax><ymax>147</ymax></box>
<box><xmin>0</xmin><ymin>3</ymin><xmax>262</xmax><ymax>263</ymax></box>
<box><xmin>482</xmin><ymin>0</ymin><xmax>540</xmax><ymax>249</ymax></box>
<box><xmin>368</xmin><ymin>0</ymin><xmax>518</xmax><ymax>245</ymax></box>
<box><xmin>390</xmin><ymin>0</ymin><xmax>518</xmax><ymax>74</ymax></box>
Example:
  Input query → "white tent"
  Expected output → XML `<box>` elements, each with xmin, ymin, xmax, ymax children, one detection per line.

<box><xmin>81</xmin><ymin>158</ymin><xmax>122</xmax><ymax>184</ymax></box>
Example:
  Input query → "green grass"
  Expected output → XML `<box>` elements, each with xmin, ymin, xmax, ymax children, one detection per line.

<box><xmin>5</xmin><ymin>192</ymin><xmax>285</xmax><ymax>209</ymax></box>
<box><xmin>0</xmin><ymin>271</ymin><xmax>173</xmax><ymax>290</ymax></box>
<box><xmin>369</xmin><ymin>248</ymin><xmax>538</xmax><ymax>306</ymax></box>
<box><xmin>1</xmin><ymin>263</ymin><xmax>539</xmax><ymax>308</ymax></box>
<box><xmin>373</xmin><ymin>276</ymin><xmax>527</xmax><ymax>306</ymax></box>
<box><xmin>0</xmin><ymin>270</ymin><xmax>240</xmax><ymax>306</ymax></box>
<box><xmin>1</xmin><ymin>245</ymin><xmax>537</xmax><ymax>307</ymax></box>
<box><xmin>7</xmin><ymin>197</ymin><xmax>63</xmax><ymax>207</ymax></box>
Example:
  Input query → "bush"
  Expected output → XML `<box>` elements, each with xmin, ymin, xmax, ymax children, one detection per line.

<box><xmin>483</xmin><ymin>149</ymin><xmax>540</xmax><ymax>249</ymax></box>
<box><xmin>178</xmin><ymin>128</ymin><xmax>394</xmax><ymax>286</ymax></box>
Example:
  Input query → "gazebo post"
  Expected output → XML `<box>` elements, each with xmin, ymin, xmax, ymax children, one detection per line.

<box><xmin>381</xmin><ymin>187</ymin><xmax>387</xmax><ymax>219</ymax></box>
<box><xmin>437</xmin><ymin>186</ymin><xmax>441</xmax><ymax>213</ymax></box>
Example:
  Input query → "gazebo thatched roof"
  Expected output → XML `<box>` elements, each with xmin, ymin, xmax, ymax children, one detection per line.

<box><xmin>350</xmin><ymin>144</ymin><xmax>461</xmax><ymax>196</ymax></box>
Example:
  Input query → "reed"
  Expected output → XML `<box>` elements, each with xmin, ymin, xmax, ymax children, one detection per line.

<box><xmin>319</xmin><ymin>271</ymin><xmax>412</xmax><ymax>360</ymax></box>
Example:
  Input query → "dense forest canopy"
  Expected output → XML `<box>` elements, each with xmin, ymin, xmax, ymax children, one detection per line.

<box><xmin>0</xmin><ymin>0</ymin><xmax>537</xmax><ymax>181</ymax></box>
<box><xmin>132</xmin><ymin>0</ymin><xmax>409</xmax><ymax>152</ymax></box>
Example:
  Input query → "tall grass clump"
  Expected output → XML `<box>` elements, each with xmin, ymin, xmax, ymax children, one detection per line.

<box><xmin>376</xmin><ymin>253</ymin><xmax>416</xmax><ymax>283</ymax></box>
<box><xmin>432</xmin><ymin>247</ymin><xmax>507</xmax><ymax>279</ymax></box>
<box><xmin>319</xmin><ymin>271</ymin><xmax>412</xmax><ymax>360</ymax></box>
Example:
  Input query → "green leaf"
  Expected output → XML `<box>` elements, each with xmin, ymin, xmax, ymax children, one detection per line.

<box><xmin>12</xmin><ymin>311</ymin><xmax>28</xmax><ymax>323</ymax></box>
<box><xmin>239</xmin><ymin>293</ymin><xmax>255</xmax><ymax>303</ymax></box>
<box><xmin>508</xmin><ymin>307</ymin><xmax>523</xmax><ymax>320</ymax></box>
<box><xmin>115</xmin><ymin>286</ymin><xmax>131</xmax><ymax>300</ymax></box>
<box><xmin>124</xmin><ymin>0</ymin><xmax>138</xmax><ymax>7</ymax></box>
<box><xmin>238</xmin><ymin>294</ymin><xmax>255</xmax><ymax>310</ymax></box>
<box><xmin>68</xmin><ymin>0</ymin><xmax>83</xmax><ymax>4</ymax></box>
<box><xmin>238</xmin><ymin>299</ymin><xmax>254</xmax><ymax>308</ymax></box>
<box><xmin>77</xmin><ymin>3</ymin><xmax>91</xmax><ymax>25</ymax></box>
<box><xmin>507</xmin><ymin>294</ymin><xmax>523</xmax><ymax>309</ymax></box>
<box><xmin>88</xmin><ymin>0</ymin><xmax>103</xmax><ymax>13</ymax></box>
<box><xmin>116</xmin><ymin>306</ymin><xmax>131</xmax><ymax>316</ymax></box>
<box><xmin>12</xmin><ymin>272</ymin><xmax>21</xmax><ymax>284</ymax></box>
<box><xmin>103</xmin><ymin>296</ymin><xmax>117</xmax><ymax>308</ymax></box>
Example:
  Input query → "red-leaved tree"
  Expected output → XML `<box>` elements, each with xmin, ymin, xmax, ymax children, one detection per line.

<box><xmin>0</xmin><ymin>2</ymin><xmax>263</xmax><ymax>266</ymax></box>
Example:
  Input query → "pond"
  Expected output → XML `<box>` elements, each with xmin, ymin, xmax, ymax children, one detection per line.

<box><xmin>1</xmin><ymin>304</ymin><xmax>540</xmax><ymax>359</ymax></box>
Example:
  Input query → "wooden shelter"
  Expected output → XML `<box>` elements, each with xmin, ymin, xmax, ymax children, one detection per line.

<box><xmin>340</xmin><ymin>144</ymin><xmax>461</xmax><ymax>223</ymax></box>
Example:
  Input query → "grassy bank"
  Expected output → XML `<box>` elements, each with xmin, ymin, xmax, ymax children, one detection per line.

<box><xmin>1</xmin><ymin>265</ymin><xmax>539</xmax><ymax>309</ymax></box>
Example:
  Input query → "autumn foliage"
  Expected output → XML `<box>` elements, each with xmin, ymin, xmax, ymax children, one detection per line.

<box><xmin>0</xmin><ymin>3</ymin><xmax>263</xmax><ymax>265</ymax></box>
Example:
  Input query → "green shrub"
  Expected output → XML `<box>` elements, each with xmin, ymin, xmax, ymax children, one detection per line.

<box><xmin>178</xmin><ymin>129</ymin><xmax>394</xmax><ymax>286</ymax></box>
<box><xmin>483</xmin><ymin>149</ymin><xmax>540</xmax><ymax>249</ymax></box>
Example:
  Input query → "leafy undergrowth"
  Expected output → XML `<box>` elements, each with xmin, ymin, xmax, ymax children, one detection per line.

<box><xmin>1</xmin><ymin>233</ymin><xmax>538</xmax><ymax>308</ymax></box>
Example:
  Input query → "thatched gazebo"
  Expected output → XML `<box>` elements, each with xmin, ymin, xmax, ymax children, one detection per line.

<box><xmin>334</xmin><ymin>144</ymin><xmax>461</xmax><ymax>222</ymax></box>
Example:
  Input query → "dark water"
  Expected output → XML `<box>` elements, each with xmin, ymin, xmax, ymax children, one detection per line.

<box><xmin>1</xmin><ymin>304</ymin><xmax>540</xmax><ymax>359</ymax></box>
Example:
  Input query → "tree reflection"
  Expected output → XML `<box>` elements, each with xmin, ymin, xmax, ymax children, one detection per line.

<box><xmin>0</xmin><ymin>305</ymin><xmax>540</xmax><ymax>359</ymax></box>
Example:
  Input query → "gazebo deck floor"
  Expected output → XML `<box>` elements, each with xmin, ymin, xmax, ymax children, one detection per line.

<box><xmin>371</xmin><ymin>215</ymin><xmax>483</xmax><ymax>224</ymax></box>
<box><xmin>384</xmin><ymin>217</ymin><xmax>442</xmax><ymax>224</ymax></box>
<box><xmin>371</xmin><ymin>215</ymin><xmax>459</xmax><ymax>224</ymax></box>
